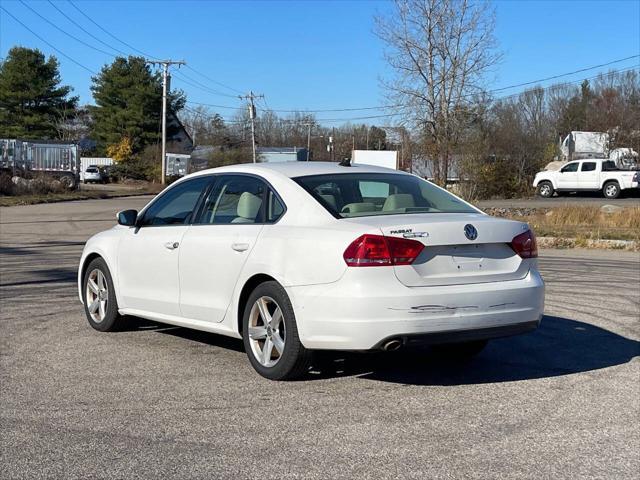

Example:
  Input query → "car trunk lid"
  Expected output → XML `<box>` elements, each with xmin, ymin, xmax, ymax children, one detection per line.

<box><xmin>343</xmin><ymin>213</ymin><xmax>531</xmax><ymax>287</ymax></box>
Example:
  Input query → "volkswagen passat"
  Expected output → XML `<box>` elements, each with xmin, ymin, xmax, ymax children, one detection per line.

<box><xmin>78</xmin><ymin>162</ymin><xmax>544</xmax><ymax>380</ymax></box>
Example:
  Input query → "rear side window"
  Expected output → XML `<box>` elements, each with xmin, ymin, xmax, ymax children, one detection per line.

<box><xmin>267</xmin><ymin>190</ymin><xmax>285</xmax><ymax>222</ymax></box>
<box><xmin>294</xmin><ymin>173</ymin><xmax>475</xmax><ymax>218</ymax></box>
<box><xmin>140</xmin><ymin>176</ymin><xmax>211</xmax><ymax>226</ymax></box>
<box><xmin>581</xmin><ymin>162</ymin><xmax>596</xmax><ymax>172</ymax></box>
<box><xmin>196</xmin><ymin>175</ymin><xmax>266</xmax><ymax>224</ymax></box>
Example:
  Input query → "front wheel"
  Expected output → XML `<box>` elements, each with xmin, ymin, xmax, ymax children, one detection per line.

<box><xmin>242</xmin><ymin>281</ymin><xmax>311</xmax><ymax>380</ymax></box>
<box><xmin>536</xmin><ymin>181</ymin><xmax>554</xmax><ymax>198</ymax></box>
<box><xmin>603</xmin><ymin>181</ymin><xmax>620</xmax><ymax>199</ymax></box>
<box><xmin>82</xmin><ymin>257</ymin><xmax>124</xmax><ymax>332</ymax></box>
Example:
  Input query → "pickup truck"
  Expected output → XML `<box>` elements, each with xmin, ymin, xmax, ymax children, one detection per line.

<box><xmin>533</xmin><ymin>159</ymin><xmax>639</xmax><ymax>199</ymax></box>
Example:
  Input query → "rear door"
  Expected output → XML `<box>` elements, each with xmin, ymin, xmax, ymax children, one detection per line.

<box><xmin>578</xmin><ymin>161</ymin><xmax>599</xmax><ymax>189</ymax></box>
<box><xmin>178</xmin><ymin>174</ymin><xmax>285</xmax><ymax>322</ymax></box>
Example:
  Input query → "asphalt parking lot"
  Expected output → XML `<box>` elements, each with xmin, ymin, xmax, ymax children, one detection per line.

<box><xmin>1</xmin><ymin>196</ymin><xmax>639</xmax><ymax>479</ymax></box>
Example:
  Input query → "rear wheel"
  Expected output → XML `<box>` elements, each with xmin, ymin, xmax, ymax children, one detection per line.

<box><xmin>536</xmin><ymin>181</ymin><xmax>554</xmax><ymax>198</ymax></box>
<box><xmin>82</xmin><ymin>257</ymin><xmax>124</xmax><ymax>332</ymax></box>
<box><xmin>431</xmin><ymin>339</ymin><xmax>488</xmax><ymax>361</ymax></box>
<box><xmin>59</xmin><ymin>174</ymin><xmax>76</xmax><ymax>190</ymax></box>
<box><xmin>603</xmin><ymin>181</ymin><xmax>620</xmax><ymax>199</ymax></box>
<box><xmin>242</xmin><ymin>281</ymin><xmax>311</xmax><ymax>380</ymax></box>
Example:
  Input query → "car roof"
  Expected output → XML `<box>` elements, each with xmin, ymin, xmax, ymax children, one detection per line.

<box><xmin>191</xmin><ymin>161</ymin><xmax>409</xmax><ymax>179</ymax></box>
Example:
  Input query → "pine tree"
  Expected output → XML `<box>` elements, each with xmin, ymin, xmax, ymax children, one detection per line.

<box><xmin>0</xmin><ymin>46</ymin><xmax>77</xmax><ymax>139</ymax></box>
<box><xmin>90</xmin><ymin>56</ymin><xmax>185</xmax><ymax>154</ymax></box>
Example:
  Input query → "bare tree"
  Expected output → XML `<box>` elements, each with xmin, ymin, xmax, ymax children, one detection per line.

<box><xmin>376</xmin><ymin>0</ymin><xmax>501</xmax><ymax>184</ymax></box>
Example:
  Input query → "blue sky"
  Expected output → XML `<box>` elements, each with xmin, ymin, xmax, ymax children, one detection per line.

<box><xmin>1</xmin><ymin>0</ymin><xmax>639</xmax><ymax>123</ymax></box>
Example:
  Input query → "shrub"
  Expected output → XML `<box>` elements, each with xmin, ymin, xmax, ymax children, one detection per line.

<box><xmin>0</xmin><ymin>173</ymin><xmax>65</xmax><ymax>196</ymax></box>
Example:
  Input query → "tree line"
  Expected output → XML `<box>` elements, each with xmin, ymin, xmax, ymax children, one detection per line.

<box><xmin>2</xmin><ymin>0</ymin><xmax>638</xmax><ymax>198</ymax></box>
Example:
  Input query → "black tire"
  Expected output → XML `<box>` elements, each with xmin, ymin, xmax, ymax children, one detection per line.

<box><xmin>536</xmin><ymin>181</ymin><xmax>554</xmax><ymax>198</ymax></box>
<box><xmin>431</xmin><ymin>339</ymin><xmax>488</xmax><ymax>362</ymax></box>
<box><xmin>603</xmin><ymin>181</ymin><xmax>620</xmax><ymax>199</ymax></box>
<box><xmin>82</xmin><ymin>257</ymin><xmax>124</xmax><ymax>332</ymax></box>
<box><xmin>242</xmin><ymin>281</ymin><xmax>312</xmax><ymax>380</ymax></box>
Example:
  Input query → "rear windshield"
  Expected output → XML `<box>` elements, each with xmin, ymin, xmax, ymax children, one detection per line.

<box><xmin>86</xmin><ymin>167</ymin><xmax>99</xmax><ymax>173</ymax></box>
<box><xmin>293</xmin><ymin>173</ymin><xmax>476</xmax><ymax>218</ymax></box>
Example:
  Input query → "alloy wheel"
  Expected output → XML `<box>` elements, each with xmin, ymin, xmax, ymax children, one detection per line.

<box><xmin>540</xmin><ymin>184</ymin><xmax>552</xmax><ymax>197</ymax></box>
<box><xmin>248</xmin><ymin>296</ymin><xmax>286</xmax><ymax>367</ymax></box>
<box><xmin>86</xmin><ymin>268</ymin><xmax>108</xmax><ymax>323</ymax></box>
<box><xmin>605</xmin><ymin>184</ymin><xmax>618</xmax><ymax>197</ymax></box>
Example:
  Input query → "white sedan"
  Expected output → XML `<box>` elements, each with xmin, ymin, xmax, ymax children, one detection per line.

<box><xmin>78</xmin><ymin>161</ymin><xmax>544</xmax><ymax>380</ymax></box>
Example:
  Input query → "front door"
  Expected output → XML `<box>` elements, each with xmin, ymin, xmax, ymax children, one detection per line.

<box><xmin>179</xmin><ymin>175</ymin><xmax>285</xmax><ymax>323</ymax></box>
<box><xmin>557</xmin><ymin>161</ymin><xmax>579</xmax><ymax>189</ymax></box>
<box><xmin>117</xmin><ymin>176</ymin><xmax>212</xmax><ymax>316</ymax></box>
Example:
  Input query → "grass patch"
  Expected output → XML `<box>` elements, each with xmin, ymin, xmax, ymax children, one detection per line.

<box><xmin>497</xmin><ymin>206</ymin><xmax>640</xmax><ymax>242</ymax></box>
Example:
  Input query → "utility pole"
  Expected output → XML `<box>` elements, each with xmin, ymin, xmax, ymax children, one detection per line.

<box><xmin>239</xmin><ymin>91</ymin><xmax>263</xmax><ymax>163</ymax></box>
<box><xmin>147</xmin><ymin>59</ymin><xmax>185</xmax><ymax>185</ymax></box>
<box><xmin>330</xmin><ymin>127</ymin><xmax>335</xmax><ymax>161</ymax></box>
<box><xmin>300</xmin><ymin>122</ymin><xmax>314</xmax><ymax>161</ymax></box>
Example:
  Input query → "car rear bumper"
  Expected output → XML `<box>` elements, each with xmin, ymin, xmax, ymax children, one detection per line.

<box><xmin>288</xmin><ymin>268</ymin><xmax>544</xmax><ymax>350</ymax></box>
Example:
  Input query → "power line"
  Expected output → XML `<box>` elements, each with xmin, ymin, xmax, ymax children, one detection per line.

<box><xmin>183</xmin><ymin>65</ymin><xmax>245</xmax><ymax>95</ymax></box>
<box><xmin>67</xmin><ymin>0</ymin><xmax>160</xmax><ymax>60</ymax></box>
<box><xmin>489</xmin><ymin>54</ymin><xmax>640</xmax><ymax>94</ymax></box>
<box><xmin>18</xmin><ymin>0</ymin><xmax>115</xmax><ymax>57</ymax></box>
<box><xmin>47</xmin><ymin>0</ymin><xmax>129</xmax><ymax>57</ymax></box>
<box><xmin>66</xmin><ymin>0</ymin><xmax>244</xmax><ymax>97</ymax></box>
<box><xmin>182</xmin><ymin>66</ymin><xmax>639</xmax><ymax>126</ymax></box>
<box><xmin>215</xmin><ymin>54</ymin><xmax>640</xmax><ymax>114</ymax></box>
<box><xmin>0</xmin><ymin>5</ymin><xmax>97</xmax><ymax>74</ymax></box>
<box><xmin>172</xmin><ymin>71</ymin><xmax>240</xmax><ymax>99</ymax></box>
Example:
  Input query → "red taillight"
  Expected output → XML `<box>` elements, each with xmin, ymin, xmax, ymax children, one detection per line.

<box><xmin>510</xmin><ymin>229</ymin><xmax>538</xmax><ymax>258</ymax></box>
<box><xmin>343</xmin><ymin>234</ymin><xmax>424</xmax><ymax>267</ymax></box>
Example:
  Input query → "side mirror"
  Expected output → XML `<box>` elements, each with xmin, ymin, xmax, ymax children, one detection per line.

<box><xmin>117</xmin><ymin>209</ymin><xmax>138</xmax><ymax>227</ymax></box>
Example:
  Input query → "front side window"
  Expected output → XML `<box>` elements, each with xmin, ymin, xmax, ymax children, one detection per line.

<box><xmin>196</xmin><ymin>175</ymin><xmax>266</xmax><ymax>224</ymax></box>
<box><xmin>561</xmin><ymin>162</ymin><xmax>579</xmax><ymax>173</ymax></box>
<box><xmin>140</xmin><ymin>176</ymin><xmax>211</xmax><ymax>226</ymax></box>
<box><xmin>294</xmin><ymin>173</ymin><xmax>475</xmax><ymax>218</ymax></box>
<box><xmin>581</xmin><ymin>162</ymin><xmax>596</xmax><ymax>172</ymax></box>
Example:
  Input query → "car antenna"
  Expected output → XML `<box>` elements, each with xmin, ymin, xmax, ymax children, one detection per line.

<box><xmin>339</xmin><ymin>157</ymin><xmax>352</xmax><ymax>167</ymax></box>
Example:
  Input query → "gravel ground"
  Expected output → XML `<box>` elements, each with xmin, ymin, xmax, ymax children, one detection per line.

<box><xmin>1</xmin><ymin>197</ymin><xmax>638</xmax><ymax>479</ymax></box>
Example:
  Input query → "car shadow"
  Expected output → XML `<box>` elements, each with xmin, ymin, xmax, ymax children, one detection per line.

<box><xmin>118</xmin><ymin>315</ymin><xmax>639</xmax><ymax>385</ymax></box>
<box><xmin>119</xmin><ymin>316</ymin><xmax>245</xmax><ymax>353</ymax></box>
<box><xmin>310</xmin><ymin>315</ymin><xmax>639</xmax><ymax>385</ymax></box>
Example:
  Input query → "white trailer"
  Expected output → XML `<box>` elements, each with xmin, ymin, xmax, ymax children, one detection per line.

<box><xmin>351</xmin><ymin>150</ymin><xmax>398</xmax><ymax>169</ymax></box>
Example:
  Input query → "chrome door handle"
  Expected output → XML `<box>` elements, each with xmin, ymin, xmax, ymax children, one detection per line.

<box><xmin>164</xmin><ymin>241</ymin><xmax>179</xmax><ymax>250</ymax></box>
<box><xmin>231</xmin><ymin>243</ymin><xmax>249</xmax><ymax>252</ymax></box>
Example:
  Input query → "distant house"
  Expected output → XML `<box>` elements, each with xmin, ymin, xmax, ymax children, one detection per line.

<box><xmin>167</xmin><ymin>114</ymin><xmax>193</xmax><ymax>152</ymax></box>
<box><xmin>257</xmin><ymin>147</ymin><xmax>309</xmax><ymax>163</ymax></box>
